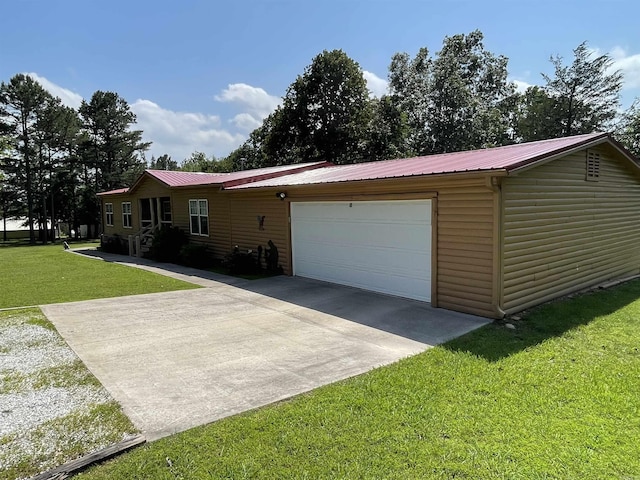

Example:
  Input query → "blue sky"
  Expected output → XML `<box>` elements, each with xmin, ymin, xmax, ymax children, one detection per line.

<box><xmin>2</xmin><ymin>0</ymin><xmax>639</xmax><ymax>161</ymax></box>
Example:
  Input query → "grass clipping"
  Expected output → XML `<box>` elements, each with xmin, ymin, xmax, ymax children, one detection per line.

<box><xmin>0</xmin><ymin>308</ymin><xmax>137</xmax><ymax>480</ymax></box>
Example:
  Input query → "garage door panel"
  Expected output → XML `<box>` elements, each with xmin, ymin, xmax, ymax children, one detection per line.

<box><xmin>293</xmin><ymin>221</ymin><xmax>430</xmax><ymax>251</ymax></box>
<box><xmin>291</xmin><ymin>200</ymin><xmax>432</xmax><ymax>302</ymax></box>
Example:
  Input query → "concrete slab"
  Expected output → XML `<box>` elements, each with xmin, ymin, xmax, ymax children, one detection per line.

<box><xmin>42</xmin><ymin>252</ymin><xmax>490</xmax><ymax>441</ymax></box>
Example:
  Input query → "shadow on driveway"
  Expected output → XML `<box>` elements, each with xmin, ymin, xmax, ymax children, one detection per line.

<box><xmin>73</xmin><ymin>248</ymin><xmax>490</xmax><ymax>346</ymax></box>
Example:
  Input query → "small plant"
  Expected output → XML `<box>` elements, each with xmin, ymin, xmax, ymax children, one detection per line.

<box><xmin>149</xmin><ymin>226</ymin><xmax>187</xmax><ymax>263</ymax></box>
<box><xmin>224</xmin><ymin>245</ymin><xmax>259</xmax><ymax>275</ymax></box>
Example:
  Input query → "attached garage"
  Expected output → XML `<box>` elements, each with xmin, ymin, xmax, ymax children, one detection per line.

<box><xmin>100</xmin><ymin>132</ymin><xmax>640</xmax><ymax>319</ymax></box>
<box><xmin>290</xmin><ymin>200</ymin><xmax>432</xmax><ymax>301</ymax></box>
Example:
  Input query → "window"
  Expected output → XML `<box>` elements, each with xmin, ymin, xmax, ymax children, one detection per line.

<box><xmin>586</xmin><ymin>150</ymin><xmax>600</xmax><ymax>181</ymax></box>
<box><xmin>122</xmin><ymin>202</ymin><xmax>132</xmax><ymax>228</ymax></box>
<box><xmin>161</xmin><ymin>199</ymin><xmax>172</xmax><ymax>223</ymax></box>
<box><xmin>105</xmin><ymin>203</ymin><xmax>114</xmax><ymax>226</ymax></box>
<box><xmin>189</xmin><ymin>199</ymin><xmax>209</xmax><ymax>236</ymax></box>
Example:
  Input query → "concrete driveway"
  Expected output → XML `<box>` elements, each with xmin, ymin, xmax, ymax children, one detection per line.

<box><xmin>42</xmin><ymin>252</ymin><xmax>490</xmax><ymax>441</ymax></box>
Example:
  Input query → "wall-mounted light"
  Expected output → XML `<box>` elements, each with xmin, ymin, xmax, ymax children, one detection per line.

<box><xmin>276</xmin><ymin>192</ymin><xmax>287</xmax><ymax>201</ymax></box>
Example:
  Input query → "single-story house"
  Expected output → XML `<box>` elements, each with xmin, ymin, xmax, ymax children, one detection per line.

<box><xmin>98</xmin><ymin>132</ymin><xmax>640</xmax><ymax>318</ymax></box>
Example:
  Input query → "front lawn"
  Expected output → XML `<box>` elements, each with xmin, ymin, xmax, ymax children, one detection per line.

<box><xmin>77</xmin><ymin>281</ymin><xmax>640</xmax><ymax>479</ymax></box>
<box><xmin>0</xmin><ymin>242</ymin><xmax>197</xmax><ymax>308</ymax></box>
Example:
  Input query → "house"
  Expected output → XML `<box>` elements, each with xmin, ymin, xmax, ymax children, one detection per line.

<box><xmin>98</xmin><ymin>132</ymin><xmax>640</xmax><ymax>318</ymax></box>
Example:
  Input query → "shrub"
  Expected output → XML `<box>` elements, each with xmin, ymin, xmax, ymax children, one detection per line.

<box><xmin>224</xmin><ymin>246</ymin><xmax>259</xmax><ymax>275</ymax></box>
<box><xmin>149</xmin><ymin>226</ymin><xmax>188</xmax><ymax>263</ymax></box>
<box><xmin>99</xmin><ymin>234</ymin><xmax>128</xmax><ymax>254</ymax></box>
<box><xmin>179</xmin><ymin>243</ymin><xmax>213</xmax><ymax>268</ymax></box>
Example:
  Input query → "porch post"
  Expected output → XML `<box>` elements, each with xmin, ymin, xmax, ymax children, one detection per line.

<box><xmin>149</xmin><ymin>198</ymin><xmax>156</xmax><ymax>228</ymax></box>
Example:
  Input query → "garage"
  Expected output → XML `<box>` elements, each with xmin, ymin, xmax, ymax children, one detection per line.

<box><xmin>290</xmin><ymin>200</ymin><xmax>432</xmax><ymax>302</ymax></box>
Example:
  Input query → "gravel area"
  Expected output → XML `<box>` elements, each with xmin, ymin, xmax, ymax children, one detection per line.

<box><xmin>0</xmin><ymin>309</ymin><xmax>136</xmax><ymax>479</ymax></box>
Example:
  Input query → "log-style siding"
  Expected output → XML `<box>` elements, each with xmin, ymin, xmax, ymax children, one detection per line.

<box><xmin>225</xmin><ymin>191</ymin><xmax>290</xmax><ymax>271</ymax></box>
<box><xmin>501</xmin><ymin>145</ymin><xmax>640</xmax><ymax>314</ymax></box>
<box><xmin>101</xmin><ymin>193</ymin><xmax>136</xmax><ymax>236</ymax></box>
<box><xmin>437</xmin><ymin>188</ymin><xmax>496</xmax><ymax>317</ymax></box>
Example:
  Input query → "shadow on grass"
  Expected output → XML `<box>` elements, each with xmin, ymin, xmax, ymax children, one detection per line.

<box><xmin>444</xmin><ymin>279</ymin><xmax>640</xmax><ymax>362</ymax></box>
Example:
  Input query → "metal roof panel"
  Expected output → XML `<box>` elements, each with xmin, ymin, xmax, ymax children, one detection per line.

<box><xmin>225</xmin><ymin>133</ymin><xmax>609</xmax><ymax>189</ymax></box>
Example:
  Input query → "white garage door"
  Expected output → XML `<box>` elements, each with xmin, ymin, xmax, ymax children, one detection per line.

<box><xmin>291</xmin><ymin>200</ymin><xmax>432</xmax><ymax>301</ymax></box>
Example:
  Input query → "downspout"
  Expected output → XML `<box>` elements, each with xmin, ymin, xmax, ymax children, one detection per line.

<box><xmin>486</xmin><ymin>175</ymin><xmax>506</xmax><ymax>319</ymax></box>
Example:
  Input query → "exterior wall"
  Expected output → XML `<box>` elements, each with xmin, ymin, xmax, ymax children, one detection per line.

<box><xmin>437</xmin><ymin>186</ymin><xmax>497</xmax><ymax>318</ymax></box>
<box><xmin>228</xmin><ymin>175</ymin><xmax>498</xmax><ymax>317</ymax></box>
<box><xmin>100</xmin><ymin>193</ymin><xmax>137</xmax><ymax>237</ymax></box>
<box><xmin>171</xmin><ymin>187</ymin><xmax>231</xmax><ymax>255</ymax></box>
<box><xmin>226</xmin><ymin>191</ymin><xmax>290</xmax><ymax>270</ymax></box>
<box><xmin>501</xmin><ymin>145</ymin><xmax>640</xmax><ymax>314</ymax></box>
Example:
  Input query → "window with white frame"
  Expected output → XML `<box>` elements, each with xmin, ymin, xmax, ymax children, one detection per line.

<box><xmin>189</xmin><ymin>199</ymin><xmax>209</xmax><ymax>236</ymax></box>
<box><xmin>105</xmin><ymin>203</ymin><xmax>114</xmax><ymax>226</ymax></box>
<box><xmin>122</xmin><ymin>202</ymin><xmax>132</xmax><ymax>228</ymax></box>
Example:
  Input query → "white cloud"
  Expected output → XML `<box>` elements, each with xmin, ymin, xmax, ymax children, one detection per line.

<box><xmin>131</xmin><ymin>99</ymin><xmax>245</xmax><ymax>161</ymax></box>
<box><xmin>26</xmin><ymin>73</ymin><xmax>83</xmax><ymax>109</ymax></box>
<box><xmin>609</xmin><ymin>46</ymin><xmax>640</xmax><ymax>89</ymax></box>
<box><xmin>215</xmin><ymin>83</ymin><xmax>281</xmax><ymax>131</ymax></box>
<box><xmin>231</xmin><ymin>112</ymin><xmax>263</xmax><ymax>131</ymax></box>
<box><xmin>23</xmin><ymin>73</ymin><xmax>282</xmax><ymax>161</ymax></box>
<box><xmin>363</xmin><ymin>70</ymin><xmax>388</xmax><ymax>98</ymax></box>
<box><xmin>511</xmin><ymin>79</ymin><xmax>533</xmax><ymax>93</ymax></box>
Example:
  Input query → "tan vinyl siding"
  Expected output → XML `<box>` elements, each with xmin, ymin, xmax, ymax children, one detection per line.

<box><xmin>502</xmin><ymin>146</ymin><xmax>640</xmax><ymax>314</ymax></box>
<box><xmin>101</xmin><ymin>194</ymin><xmax>137</xmax><ymax>237</ymax></box>
<box><xmin>226</xmin><ymin>192</ymin><xmax>290</xmax><ymax>272</ymax></box>
<box><xmin>170</xmin><ymin>188</ymin><xmax>229</xmax><ymax>254</ymax></box>
<box><xmin>437</xmin><ymin>188</ymin><xmax>496</xmax><ymax>317</ymax></box>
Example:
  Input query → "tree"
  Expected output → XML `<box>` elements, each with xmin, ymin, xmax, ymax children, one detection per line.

<box><xmin>280</xmin><ymin>49</ymin><xmax>371</xmax><ymax>164</ymax></box>
<box><xmin>514</xmin><ymin>86</ymin><xmax>565</xmax><ymax>142</ymax></box>
<box><xmin>148</xmin><ymin>154</ymin><xmax>178</xmax><ymax>171</ymax></box>
<box><xmin>78</xmin><ymin>91</ymin><xmax>150</xmax><ymax>236</ymax></box>
<box><xmin>388</xmin><ymin>47</ymin><xmax>432</xmax><ymax>155</ymax></box>
<box><xmin>0</xmin><ymin>74</ymin><xmax>53</xmax><ymax>243</ymax></box>
<box><xmin>616</xmin><ymin>100</ymin><xmax>640</xmax><ymax>157</ymax></box>
<box><xmin>179</xmin><ymin>152</ymin><xmax>231</xmax><ymax>172</ymax></box>
<box><xmin>541</xmin><ymin>41</ymin><xmax>623</xmax><ymax>137</ymax></box>
<box><xmin>387</xmin><ymin>31</ymin><xmax>516</xmax><ymax>155</ymax></box>
<box><xmin>79</xmin><ymin>91</ymin><xmax>150</xmax><ymax>192</ymax></box>
<box><xmin>364</xmin><ymin>96</ymin><xmax>410</xmax><ymax>161</ymax></box>
<box><xmin>428</xmin><ymin>30</ymin><xmax>516</xmax><ymax>153</ymax></box>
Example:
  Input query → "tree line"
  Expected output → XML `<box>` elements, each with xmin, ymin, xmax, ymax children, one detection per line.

<box><xmin>226</xmin><ymin>32</ymin><xmax>638</xmax><ymax>170</ymax></box>
<box><xmin>1</xmin><ymin>30</ymin><xmax>639</xmax><ymax>243</ymax></box>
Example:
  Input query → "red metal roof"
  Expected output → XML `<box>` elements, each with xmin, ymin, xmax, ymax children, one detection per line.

<box><xmin>96</xmin><ymin>187</ymin><xmax>129</xmax><ymax>196</ymax></box>
<box><xmin>129</xmin><ymin>162</ymin><xmax>330</xmax><ymax>192</ymax></box>
<box><xmin>226</xmin><ymin>133</ymin><xmax>612</xmax><ymax>189</ymax></box>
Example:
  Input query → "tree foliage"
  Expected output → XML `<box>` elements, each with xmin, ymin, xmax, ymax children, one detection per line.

<box><xmin>0</xmin><ymin>74</ymin><xmax>54</xmax><ymax>242</ymax></box>
<box><xmin>616</xmin><ymin>100</ymin><xmax>640</xmax><ymax>157</ymax></box>
<box><xmin>149</xmin><ymin>154</ymin><xmax>178</xmax><ymax>171</ymax></box>
<box><xmin>179</xmin><ymin>151</ymin><xmax>232</xmax><ymax>172</ymax></box>
<box><xmin>0</xmin><ymin>77</ymin><xmax>151</xmax><ymax>241</ymax></box>
<box><xmin>78</xmin><ymin>91</ymin><xmax>150</xmax><ymax>191</ymax></box>
<box><xmin>229</xmin><ymin>49</ymin><xmax>372</xmax><ymax>167</ymax></box>
<box><xmin>516</xmin><ymin>42</ymin><xmax>623</xmax><ymax>141</ymax></box>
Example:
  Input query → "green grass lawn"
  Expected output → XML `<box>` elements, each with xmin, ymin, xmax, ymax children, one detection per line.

<box><xmin>74</xmin><ymin>281</ymin><xmax>640</xmax><ymax>479</ymax></box>
<box><xmin>0</xmin><ymin>242</ymin><xmax>198</xmax><ymax>308</ymax></box>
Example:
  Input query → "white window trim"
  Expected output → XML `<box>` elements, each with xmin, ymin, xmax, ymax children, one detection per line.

<box><xmin>122</xmin><ymin>202</ymin><xmax>132</xmax><ymax>229</ymax></box>
<box><xmin>105</xmin><ymin>203</ymin><xmax>114</xmax><ymax>227</ymax></box>
<box><xmin>189</xmin><ymin>199</ymin><xmax>209</xmax><ymax>236</ymax></box>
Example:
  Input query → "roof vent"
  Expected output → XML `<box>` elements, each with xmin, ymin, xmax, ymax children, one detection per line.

<box><xmin>586</xmin><ymin>151</ymin><xmax>600</xmax><ymax>181</ymax></box>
